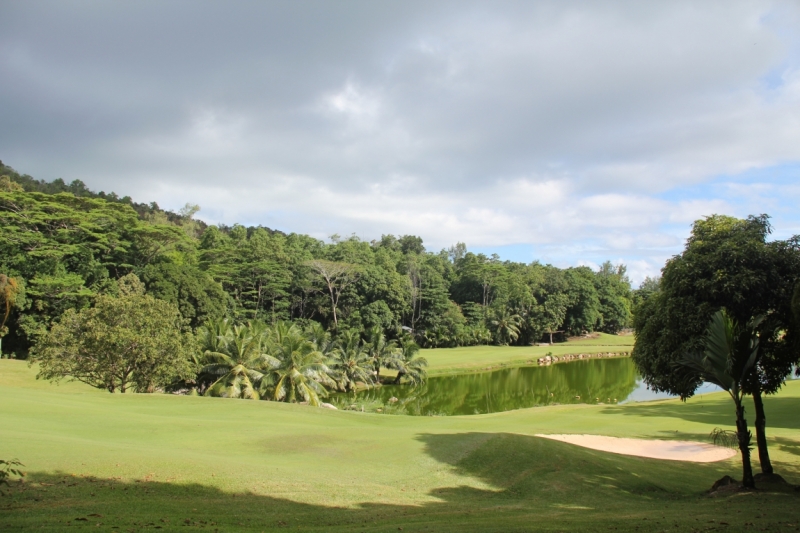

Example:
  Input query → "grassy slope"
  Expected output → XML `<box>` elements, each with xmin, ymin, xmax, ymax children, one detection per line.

<box><xmin>422</xmin><ymin>333</ymin><xmax>635</xmax><ymax>376</ymax></box>
<box><xmin>1</xmin><ymin>359</ymin><xmax>799</xmax><ymax>532</ymax></box>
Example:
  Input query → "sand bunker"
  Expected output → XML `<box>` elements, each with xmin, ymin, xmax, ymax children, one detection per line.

<box><xmin>535</xmin><ymin>434</ymin><xmax>737</xmax><ymax>463</ymax></box>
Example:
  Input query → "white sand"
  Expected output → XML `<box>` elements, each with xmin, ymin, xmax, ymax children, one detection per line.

<box><xmin>535</xmin><ymin>434</ymin><xmax>737</xmax><ymax>463</ymax></box>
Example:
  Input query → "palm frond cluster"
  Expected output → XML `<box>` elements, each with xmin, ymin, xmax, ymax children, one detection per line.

<box><xmin>193</xmin><ymin>321</ymin><xmax>427</xmax><ymax>405</ymax></box>
<box><xmin>709</xmin><ymin>427</ymin><xmax>739</xmax><ymax>450</ymax></box>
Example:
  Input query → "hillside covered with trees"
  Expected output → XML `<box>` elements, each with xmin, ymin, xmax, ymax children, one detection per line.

<box><xmin>0</xmin><ymin>161</ymin><xmax>635</xmax><ymax>359</ymax></box>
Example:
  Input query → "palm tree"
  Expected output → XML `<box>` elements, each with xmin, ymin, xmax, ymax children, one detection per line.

<box><xmin>329</xmin><ymin>330</ymin><xmax>375</xmax><ymax>392</ymax></box>
<box><xmin>304</xmin><ymin>320</ymin><xmax>333</xmax><ymax>355</ymax></box>
<box><xmin>201</xmin><ymin>322</ymin><xmax>269</xmax><ymax>400</ymax></box>
<box><xmin>262</xmin><ymin>323</ymin><xmax>335</xmax><ymax>405</ymax></box>
<box><xmin>489</xmin><ymin>307</ymin><xmax>522</xmax><ymax>345</ymax></box>
<box><xmin>196</xmin><ymin>318</ymin><xmax>232</xmax><ymax>359</ymax></box>
<box><xmin>391</xmin><ymin>338</ymin><xmax>428</xmax><ymax>385</ymax></box>
<box><xmin>421</xmin><ymin>325</ymin><xmax>454</xmax><ymax>348</ymax></box>
<box><xmin>679</xmin><ymin>310</ymin><xmax>762</xmax><ymax>489</ymax></box>
<box><xmin>364</xmin><ymin>326</ymin><xmax>399</xmax><ymax>383</ymax></box>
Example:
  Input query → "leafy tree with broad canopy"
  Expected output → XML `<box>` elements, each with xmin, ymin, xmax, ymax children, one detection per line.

<box><xmin>139</xmin><ymin>261</ymin><xmax>228</xmax><ymax>329</ymax></box>
<box><xmin>305</xmin><ymin>259</ymin><xmax>359</xmax><ymax>328</ymax></box>
<box><xmin>33</xmin><ymin>274</ymin><xmax>194</xmax><ymax>393</ymax></box>
<box><xmin>633</xmin><ymin>214</ymin><xmax>800</xmax><ymax>476</ymax></box>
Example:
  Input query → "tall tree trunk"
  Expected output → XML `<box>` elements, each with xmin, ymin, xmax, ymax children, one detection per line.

<box><xmin>735</xmin><ymin>400</ymin><xmax>755</xmax><ymax>488</ymax></box>
<box><xmin>752</xmin><ymin>389</ymin><xmax>773</xmax><ymax>474</ymax></box>
<box><xmin>394</xmin><ymin>370</ymin><xmax>404</xmax><ymax>384</ymax></box>
<box><xmin>329</xmin><ymin>288</ymin><xmax>338</xmax><ymax>327</ymax></box>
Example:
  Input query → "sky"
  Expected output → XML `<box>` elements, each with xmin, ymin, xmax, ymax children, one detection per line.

<box><xmin>2</xmin><ymin>1</ymin><xmax>800</xmax><ymax>285</ymax></box>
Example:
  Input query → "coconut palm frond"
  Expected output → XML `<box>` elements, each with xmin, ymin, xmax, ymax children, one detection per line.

<box><xmin>202</xmin><ymin>350</ymin><xmax>235</xmax><ymax>366</ymax></box>
<box><xmin>328</xmin><ymin>331</ymin><xmax>376</xmax><ymax>391</ymax></box>
<box><xmin>272</xmin><ymin>375</ymin><xmax>289</xmax><ymax>401</ymax></box>
<box><xmin>304</xmin><ymin>321</ymin><xmax>332</xmax><ymax>353</ymax></box>
<box><xmin>238</xmin><ymin>373</ymin><xmax>260</xmax><ymax>400</ymax></box>
<box><xmin>261</xmin><ymin>326</ymin><xmax>337</xmax><ymax>404</ymax></box>
<box><xmin>244</xmin><ymin>367</ymin><xmax>265</xmax><ymax>383</ymax></box>
<box><xmin>200</xmin><ymin>362</ymin><xmax>237</xmax><ymax>377</ymax></box>
<box><xmin>679</xmin><ymin>309</ymin><xmax>761</xmax><ymax>392</ymax></box>
<box><xmin>199</xmin><ymin>323</ymin><xmax>269</xmax><ymax>400</ymax></box>
<box><xmin>364</xmin><ymin>327</ymin><xmax>400</xmax><ymax>380</ymax></box>
<box><xmin>205</xmin><ymin>374</ymin><xmax>235</xmax><ymax>398</ymax></box>
<box><xmin>489</xmin><ymin>308</ymin><xmax>522</xmax><ymax>345</ymax></box>
<box><xmin>197</xmin><ymin>318</ymin><xmax>233</xmax><ymax>355</ymax></box>
<box><xmin>390</xmin><ymin>339</ymin><xmax>428</xmax><ymax>385</ymax></box>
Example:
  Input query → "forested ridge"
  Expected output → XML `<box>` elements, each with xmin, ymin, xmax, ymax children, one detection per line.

<box><xmin>0</xmin><ymin>161</ymin><xmax>635</xmax><ymax>358</ymax></box>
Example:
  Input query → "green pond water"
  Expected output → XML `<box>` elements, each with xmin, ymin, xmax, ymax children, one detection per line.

<box><xmin>331</xmin><ymin>357</ymin><xmax>718</xmax><ymax>416</ymax></box>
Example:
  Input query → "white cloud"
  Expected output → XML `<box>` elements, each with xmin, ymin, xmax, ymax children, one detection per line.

<box><xmin>323</xmin><ymin>82</ymin><xmax>381</xmax><ymax>119</ymax></box>
<box><xmin>1</xmin><ymin>1</ymin><xmax>799</xmax><ymax>278</ymax></box>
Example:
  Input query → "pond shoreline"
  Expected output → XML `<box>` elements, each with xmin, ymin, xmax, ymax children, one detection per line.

<box><xmin>421</xmin><ymin>335</ymin><xmax>635</xmax><ymax>376</ymax></box>
<box><xmin>536</xmin><ymin>351</ymin><xmax>631</xmax><ymax>366</ymax></box>
<box><xmin>335</xmin><ymin>356</ymin><xmax>642</xmax><ymax>416</ymax></box>
<box><xmin>427</xmin><ymin>350</ymin><xmax>632</xmax><ymax>377</ymax></box>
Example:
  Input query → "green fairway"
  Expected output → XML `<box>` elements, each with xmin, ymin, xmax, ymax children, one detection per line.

<box><xmin>1</xmin><ymin>359</ymin><xmax>799</xmax><ymax>532</ymax></box>
<box><xmin>421</xmin><ymin>333</ymin><xmax>635</xmax><ymax>375</ymax></box>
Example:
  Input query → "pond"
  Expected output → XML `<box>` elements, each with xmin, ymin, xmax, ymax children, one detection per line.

<box><xmin>330</xmin><ymin>357</ymin><xmax>727</xmax><ymax>416</ymax></box>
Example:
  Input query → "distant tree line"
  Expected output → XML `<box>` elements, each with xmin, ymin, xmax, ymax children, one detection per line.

<box><xmin>0</xmin><ymin>161</ymin><xmax>636</xmax><ymax>360</ymax></box>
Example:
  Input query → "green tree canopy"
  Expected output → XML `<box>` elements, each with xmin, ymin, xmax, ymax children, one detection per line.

<box><xmin>633</xmin><ymin>215</ymin><xmax>799</xmax><ymax>397</ymax></box>
<box><xmin>33</xmin><ymin>274</ymin><xmax>194</xmax><ymax>393</ymax></box>
<box><xmin>3</xmin><ymin>162</ymin><xmax>642</xmax><ymax>357</ymax></box>
<box><xmin>140</xmin><ymin>261</ymin><xmax>228</xmax><ymax>329</ymax></box>
<box><xmin>633</xmin><ymin>214</ymin><xmax>800</xmax><ymax>475</ymax></box>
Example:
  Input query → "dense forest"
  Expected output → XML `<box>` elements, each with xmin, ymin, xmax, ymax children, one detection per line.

<box><xmin>0</xmin><ymin>160</ymin><xmax>636</xmax><ymax>358</ymax></box>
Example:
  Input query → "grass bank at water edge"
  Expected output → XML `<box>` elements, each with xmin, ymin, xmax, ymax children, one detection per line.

<box><xmin>421</xmin><ymin>333</ymin><xmax>634</xmax><ymax>376</ymax></box>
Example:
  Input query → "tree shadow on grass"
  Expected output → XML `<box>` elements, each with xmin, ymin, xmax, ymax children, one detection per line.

<box><xmin>415</xmin><ymin>432</ymin><xmax>735</xmax><ymax>501</ymax></box>
<box><xmin>3</xmin><ymin>435</ymin><xmax>800</xmax><ymax>532</ymax></box>
<box><xmin>774</xmin><ymin>436</ymin><xmax>800</xmax><ymax>458</ymax></box>
<box><xmin>599</xmin><ymin>396</ymin><xmax>800</xmax><ymax>430</ymax></box>
<box><xmin>1</xmin><ymin>471</ymin><xmax>462</xmax><ymax>533</ymax></box>
<box><xmin>416</xmin><ymin>432</ymin><xmax>800</xmax><ymax>498</ymax></box>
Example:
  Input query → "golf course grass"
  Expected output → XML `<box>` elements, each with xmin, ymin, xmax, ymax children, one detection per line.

<box><xmin>421</xmin><ymin>333</ymin><xmax>635</xmax><ymax>376</ymax></box>
<box><xmin>2</xmin><ymin>358</ymin><xmax>799</xmax><ymax>532</ymax></box>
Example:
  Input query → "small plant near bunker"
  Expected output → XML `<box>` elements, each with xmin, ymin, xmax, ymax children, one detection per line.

<box><xmin>709</xmin><ymin>428</ymin><xmax>739</xmax><ymax>449</ymax></box>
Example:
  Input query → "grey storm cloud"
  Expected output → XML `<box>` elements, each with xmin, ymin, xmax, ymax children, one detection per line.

<box><xmin>2</xmin><ymin>0</ymin><xmax>800</xmax><ymax>282</ymax></box>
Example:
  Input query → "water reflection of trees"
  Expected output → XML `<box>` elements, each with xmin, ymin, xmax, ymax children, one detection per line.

<box><xmin>336</xmin><ymin>359</ymin><xmax>638</xmax><ymax>416</ymax></box>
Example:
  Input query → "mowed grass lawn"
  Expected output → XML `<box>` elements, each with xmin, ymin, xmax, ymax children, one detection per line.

<box><xmin>1</xmin><ymin>359</ymin><xmax>799</xmax><ymax>532</ymax></box>
<box><xmin>422</xmin><ymin>333</ymin><xmax>634</xmax><ymax>376</ymax></box>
